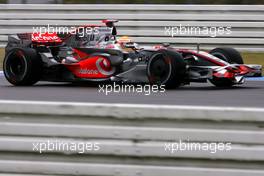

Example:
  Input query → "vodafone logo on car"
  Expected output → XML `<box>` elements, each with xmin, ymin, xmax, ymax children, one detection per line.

<box><xmin>31</xmin><ymin>32</ymin><xmax>62</xmax><ymax>43</ymax></box>
<box><xmin>78</xmin><ymin>57</ymin><xmax>115</xmax><ymax>76</ymax></box>
<box><xmin>79</xmin><ymin>69</ymin><xmax>98</xmax><ymax>75</ymax></box>
<box><xmin>96</xmin><ymin>57</ymin><xmax>115</xmax><ymax>76</ymax></box>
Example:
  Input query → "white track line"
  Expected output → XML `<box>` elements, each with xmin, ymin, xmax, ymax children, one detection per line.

<box><xmin>0</xmin><ymin>71</ymin><xmax>3</xmax><ymax>76</ymax></box>
<box><xmin>0</xmin><ymin>99</ymin><xmax>263</xmax><ymax>112</ymax></box>
<box><xmin>0</xmin><ymin>100</ymin><xmax>263</xmax><ymax>122</ymax></box>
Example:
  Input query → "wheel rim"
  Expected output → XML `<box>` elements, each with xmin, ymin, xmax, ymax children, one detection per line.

<box><xmin>148</xmin><ymin>53</ymin><xmax>171</xmax><ymax>84</ymax></box>
<box><xmin>4</xmin><ymin>50</ymin><xmax>27</xmax><ymax>81</ymax></box>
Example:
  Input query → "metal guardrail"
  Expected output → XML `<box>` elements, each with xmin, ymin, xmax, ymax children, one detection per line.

<box><xmin>0</xmin><ymin>100</ymin><xmax>263</xmax><ymax>176</ymax></box>
<box><xmin>0</xmin><ymin>4</ymin><xmax>264</xmax><ymax>51</ymax></box>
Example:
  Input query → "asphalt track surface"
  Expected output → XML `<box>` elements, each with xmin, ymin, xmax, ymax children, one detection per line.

<box><xmin>0</xmin><ymin>72</ymin><xmax>263</xmax><ymax>108</ymax></box>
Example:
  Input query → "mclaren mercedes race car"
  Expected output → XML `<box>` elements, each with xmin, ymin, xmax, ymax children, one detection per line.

<box><xmin>3</xmin><ymin>20</ymin><xmax>262</xmax><ymax>88</ymax></box>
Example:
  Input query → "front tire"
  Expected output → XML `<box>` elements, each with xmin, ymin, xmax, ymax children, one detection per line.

<box><xmin>147</xmin><ymin>49</ymin><xmax>186</xmax><ymax>88</ymax></box>
<box><xmin>209</xmin><ymin>47</ymin><xmax>244</xmax><ymax>64</ymax></box>
<box><xmin>209</xmin><ymin>47</ymin><xmax>243</xmax><ymax>87</ymax></box>
<box><xmin>209</xmin><ymin>78</ymin><xmax>235</xmax><ymax>87</ymax></box>
<box><xmin>3</xmin><ymin>48</ymin><xmax>42</xmax><ymax>86</ymax></box>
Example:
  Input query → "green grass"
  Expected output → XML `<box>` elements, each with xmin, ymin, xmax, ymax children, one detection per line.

<box><xmin>0</xmin><ymin>48</ymin><xmax>263</xmax><ymax>74</ymax></box>
<box><xmin>242</xmin><ymin>52</ymin><xmax>264</xmax><ymax>75</ymax></box>
<box><xmin>0</xmin><ymin>48</ymin><xmax>4</xmax><ymax>70</ymax></box>
<box><xmin>242</xmin><ymin>52</ymin><xmax>264</xmax><ymax>70</ymax></box>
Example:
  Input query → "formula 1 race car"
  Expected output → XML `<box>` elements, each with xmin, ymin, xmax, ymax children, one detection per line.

<box><xmin>3</xmin><ymin>20</ymin><xmax>262</xmax><ymax>88</ymax></box>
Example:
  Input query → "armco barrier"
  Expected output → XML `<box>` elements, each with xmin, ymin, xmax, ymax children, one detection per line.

<box><xmin>0</xmin><ymin>100</ymin><xmax>263</xmax><ymax>176</ymax></box>
<box><xmin>0</xmin><ymin>4</ymin><xmax>264</xmax><ymax>51</ymax></box>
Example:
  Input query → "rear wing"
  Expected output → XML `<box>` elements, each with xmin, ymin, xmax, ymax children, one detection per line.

<box><xmin>6</xmin><ymin>20</ymin><xmax>119</xmax><ymax>49</ymax></box>
<box><xmin>6</xmin><ymin>33</ymin><xmax>32</xmax><ymax>52</ymax></box>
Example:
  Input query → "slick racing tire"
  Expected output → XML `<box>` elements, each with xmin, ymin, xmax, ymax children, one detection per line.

<box><xmin>147</xmin><ymin>49</ymin><xmax>186</xmax><ymax>89</ymax></box>
<box><xmin>209</xmin><ymin>47</ymin><xmax>243</xmax><ymax>87</ymax></box>
<box><xmin>209</xmin><ymin>47</ymin><xmax>244</xmax><ymax>64</ymax></box>
<box><xmin>209</xmin><ymin>78</ymin><xmax>235</xmax><ymax>87</ymax></box>
<box><xmin>3</xmin><ymin>48</ymin><xmax>42</xmax><ymax>86</ymax></box>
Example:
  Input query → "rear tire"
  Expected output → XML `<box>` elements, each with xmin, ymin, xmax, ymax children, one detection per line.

<box><xmin>147</xmin><ymin>49</ymin><xmax>186</xmax><ymax>89</ymax></box>
<box><xmin>3</xmin><ymin>48</ymin><xmax>42</xmax><ymax>86</ymax></box>
<box><xmin>209</xmin><ymin>47</ymin><xmax>244</xmax><ymax>64</ymax></box>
